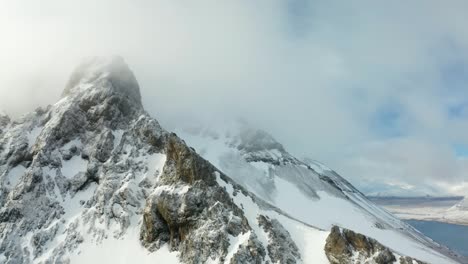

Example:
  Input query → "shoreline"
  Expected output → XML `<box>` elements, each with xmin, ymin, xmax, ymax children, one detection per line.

<box><xmin>396</xmin><ymin>214</ymin><xmax>468</xmax><ymax>227</ymax></box>
<box><xmin>368</xmin><ymin>196</ymin><xmax>468</xmax><ymax>227</ymax></box>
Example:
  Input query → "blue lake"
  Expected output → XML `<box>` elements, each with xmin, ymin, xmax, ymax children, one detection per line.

<box><xmin>406</xmin><ymin>220</ymin><xmax>468</xmax><ymax>257</ymax></box>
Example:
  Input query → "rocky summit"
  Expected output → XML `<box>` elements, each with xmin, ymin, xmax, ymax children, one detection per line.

<box><xmin>0</xmin><ymin>57</ymin><xmax>463</xmax><ymax>263</ymax></box>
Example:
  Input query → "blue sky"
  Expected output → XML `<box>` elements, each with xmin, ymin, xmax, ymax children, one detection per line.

<box><xmin>371</xmin><ymin>102</ymin><xmax>405</xmax><ymax>138</ymax></box>
<box><xmin>453</xmin><ymin>144</ymin><xmax>468</xmax><ymax>157</ymax></box>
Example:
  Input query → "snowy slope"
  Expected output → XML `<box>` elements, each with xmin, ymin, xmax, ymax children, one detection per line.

<box><xmin>0</xmin><ymin>57</ymin><xmax>461</xmax><ymax>264</ymax></box>
<box><xmin>453</xmin><ymin>196</ymin><xmax>468</xmax><ymax>211</ymax></box>
<box><xmin>442</xmin><ymin>197</ymin><xmax>468</xmax><ymax>225</ymax></box>
<box><xmin>176</xmin><ymin>123</ymin><xmax>461</xmax><ymax>264</ymax></box>
<box><xmin>214</xmin><ymin>172</ymin><xmax>330</xmax><ymax>264</ymax></box>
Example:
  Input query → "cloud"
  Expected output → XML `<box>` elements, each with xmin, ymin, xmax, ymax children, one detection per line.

<box><xmin>2</xmin><ymin>0</ymin><xmax>468</xmax><ymax>195</ymax></box>
<box><xmin>331</xmin><ymin>138</ymin><xmax>468</xmax><ymax>196</ymax></box>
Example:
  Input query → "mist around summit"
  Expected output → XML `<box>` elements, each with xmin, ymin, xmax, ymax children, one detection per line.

<box><xmin>3</xmin><ymin>1</ymin><xmax>468</xmax><ymax>263</ymax></box>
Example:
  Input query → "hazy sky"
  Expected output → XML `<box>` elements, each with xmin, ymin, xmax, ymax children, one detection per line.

<box><xmin>2</xmin><ymin>0</ymin><xmax>468</xmax><ymax>196</ymax></box>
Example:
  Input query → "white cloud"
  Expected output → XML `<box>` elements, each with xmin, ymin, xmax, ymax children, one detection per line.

<box><xmin>329</xmin><ymin>138</ymin><xmax>468</xmax><ymax>196</ymax></box>
<box><xmin>2</xmin><ymin>0</ymin><xmax>468</xmax><ymax>195</ymax></box>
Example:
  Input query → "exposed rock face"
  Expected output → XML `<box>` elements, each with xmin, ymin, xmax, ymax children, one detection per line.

<box><xmin>399</xmin><ymin>256</ymin><xmax>427</xmax><ymax>264</ymax></box>
<box><xmin>0</xmin><ymin>112</ymin><xmax>9</xmax><ymax>135</ymax></box>
<box><xmin>324</xmin><ymin>226</ymin><xmax>425</xmax><ymax>264</ymax></box>
<box><xmin>140</xmin><ymin>134</ymin><xmax>266</xmax><ymax>263</ymax></box>
<box><xmin>257</xmin><ymin>215</ymin><xmax>300</xmax><ymax>264</ymax></box>
<box><xmin>0</xmin><ymin>57</ymin><xmax>161</xmax><ymax>263</ymax></box>
<box><xmin>0</xmin><ymin>57</ymin><xmax>295</xmax><ymax>264</ymax></box>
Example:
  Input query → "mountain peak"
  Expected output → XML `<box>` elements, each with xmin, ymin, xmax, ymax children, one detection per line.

<box><xmin>62</xmin><ymin>56</ymin><xmax>142</xmax><ymax>105</ymax></box>
<box><xmin>0</xmin><ymin>57</ymin><xmax>461</xmax><ymax>264</ymax></box>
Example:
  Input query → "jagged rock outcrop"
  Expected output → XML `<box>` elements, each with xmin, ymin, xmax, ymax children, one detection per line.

<box><xmin>141</xmin><ymin>134</ymin><xmax>266</xmax><ymax>263</ymax></box>
<box><xmin>324</xmin><ymin>226</ymin><xmax>425</xmax><ymax>264</ymax></box>
<box><xmin>257</xmin><ymin>215</ymin><xmax>300</xmax><ymax>264</ymax></box>
<box><xmin>399</xmin><ymin>256</ymin><xmax>427</xmax><ymax>264</ymax></box>
<box><xmin>0</xmin><ymin>57</ymin><xmax>158</xmax><ymax>263</ymax></box>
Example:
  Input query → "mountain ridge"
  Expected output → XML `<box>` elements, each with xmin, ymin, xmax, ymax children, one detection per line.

<box><xmin>0</xmin><ymin>56</ymin><xmax>462</xmax><ymax>263</ymax></box>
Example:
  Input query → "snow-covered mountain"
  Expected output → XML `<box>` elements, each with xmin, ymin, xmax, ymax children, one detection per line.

<box><xmin>0</xmin><ymin>57</ymin><xmax>462</xmax><ymax>263</ymax></box>
<box><xmin>358</xmin><ymin>182</ymin><xmax>446</xmax><ymax>198</ymax></box>
<box><xmin>368</xmin><ymin>196</ymin><xmax>468</xmax><ymax>227</ymax></box>
<box><xmin>442</xmin><ymin>197</ymin><xmax>468</xmax><ymax>225</ymax></box>
<box><xmin>454</xmin><ymin>197</ymin><xmax>468</xmax><ymax>210</ymax></box>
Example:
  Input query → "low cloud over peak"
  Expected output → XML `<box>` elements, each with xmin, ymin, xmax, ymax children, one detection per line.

<box><xmin>2</xmin><ymin>0</ymin><xmax>468</xmax><ymax>195</ymax></box>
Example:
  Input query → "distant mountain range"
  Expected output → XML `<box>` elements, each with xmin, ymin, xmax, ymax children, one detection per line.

<box><xmin>369</xmin><ymin>195</ymin><xmax>468</xmax><ymax>228</ymax></box>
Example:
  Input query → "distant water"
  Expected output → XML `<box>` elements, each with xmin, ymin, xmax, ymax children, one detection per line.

<box><xmin>406</xmin><ymin>220</ymin><xmax>468</xmax><ymax>257</ymax></box>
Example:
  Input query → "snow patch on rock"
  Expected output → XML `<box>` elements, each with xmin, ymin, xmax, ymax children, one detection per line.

<box><xmin>4</xmin><ymin>164</ymin><xmax>26</xmax><ymax>187</ymax></box>
<box><xmin>27</xmin><ymin>126</ymin><xmax>42</xmax><ymax>147</ymax></box>
<box><xmin>61</xmin><ymin>156</ymin><xmax>88</xmax><ymax>178</ymax></box>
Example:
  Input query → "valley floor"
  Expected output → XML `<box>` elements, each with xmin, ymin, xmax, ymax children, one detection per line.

<box><xmin>369</xmin><ymin>196</ymin><xmax>468</xmax><ymax>226</ymax></box>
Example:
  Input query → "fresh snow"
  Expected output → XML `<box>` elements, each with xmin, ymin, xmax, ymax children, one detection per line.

<box><xmin>63</xmin><ymin>182</ymin><xmax>98</xmax><ymax>218</ymax></box>
<box><xmin>249</xmin><ymin>161</ymin><xmax>271</xmax><ymax>175</ymax></box>
<box><xmin>272</xmin><ymin>169</ymin><xmax>454</xmax><ymax>263</ymax></box>
<box><xmin>112</xmin><ymin>129</ymin><xmax>124</xmax><ymax>150</ymax></box>
<box><xmin>34</xmin><ymin>182</ymin><xmax>99</xmax><ymax>263</ymax></box>
<box><xmin>280</xmin><ymin>220</ymin><xmax>329</xmax><ymax>264</ymax></box>
<box><xmin>69</xmin><ymin>225</ymin><xmax>179</xmax><ymax>264</ymax></box>
<box><xmin>66</xmin><ymin>170</ymin><xmax>179</xmax><ymax>264</ymax></box>
<box><xmin>43</xmin><ymin>167</ymin><xmax>62</xmax><ymax>199</ymax></box>
<box><xmin>27</xmin><ymin>126</ymin><xmax>42</xmax><ymax>146</ymax></box>
<box><xmin>34</xmin><ymin>151</ymin><xmax>169</xmax><ymax>263</ymax></box>
<box><xmin>53</xmin><ymin>96</ymin><xmax>69</xmax><ymax>107</ymax></box>
<box><xmin>179</xmin><ymin>126</ymin><xmax>458</xmax><ymax>264</ymax></box>
<box><xmin>61</xmin><ymin>155</ymin><xmax>88</xmax><ymax>178</ymax></box>
<box><xmin>62</xmin><ymin>138</ymin><xmax>82</xmax><ymax>150</ymax></box>
<box><xmin>60</xmin><ymin>139</ymin><xmax>87</xmax><ymax>178</ymax></box>
<box><xmin>152</xmin><ymin>184</ymin><xmax>190</xmax><ymax>196</ymax></box>
<box><xmin>5</xmin><ymin>164</ymin><xmax>26</xmax><ymax>187</ymax></box>
<box><xmin>145</xmin><ymin>153</ymin><xmax>166</xmax><ymax>181</ymax></box>
<box><xmin>225</xmin><ymin>231</ymin><xmax>251</xmax><ymax>263</ymax></box>
<box><xmin>215</xmin><ymin>172</ymin><xmax>328</xmax><ymax>264</ymax></box>
<box><xmin>307</xmin><ymin>160</ymin><xmax>332</xmax><ymax>174</ymax></box>
<box><xmin>64</xmin><ymin>152</ymin><xmax>169</xmax><ymax>263</ymax></box>
<box><xmin>273</xmin><ymin>176</ymin><xmax>369</xmax><ymax>230</ymax></box>
<box><xmin>175</xmin><ymin>127</ymin><xmax>232</xmax><ymax>168</ymax></box>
